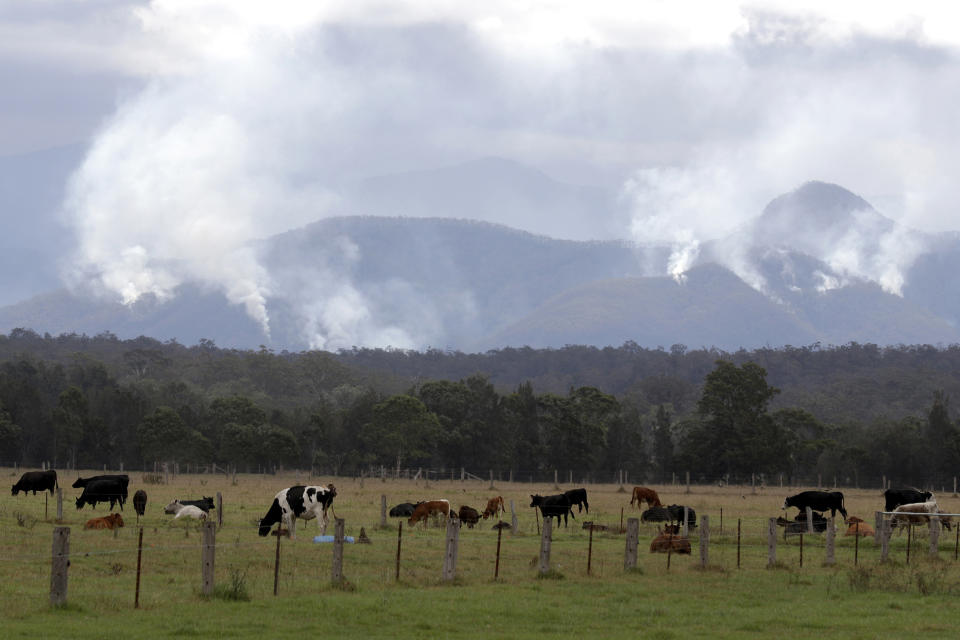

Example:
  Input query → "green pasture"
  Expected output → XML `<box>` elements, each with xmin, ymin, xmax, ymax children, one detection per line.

<box><xmin>2</xmin><ymin>469</ymin><xmax>960</xmax><ymax>638</ymax></box>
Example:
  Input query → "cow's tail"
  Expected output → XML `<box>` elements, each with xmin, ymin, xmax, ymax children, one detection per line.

<box><xmin>259</xmin><ymin>499</ymin><xmax>282</xmax><ymax>536</ymax></box>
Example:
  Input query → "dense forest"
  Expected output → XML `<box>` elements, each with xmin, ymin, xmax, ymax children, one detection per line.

<box><xmin>1</xmin><ymin>328</ymin><xmax>959</xmax><ymax>488</ymax></box>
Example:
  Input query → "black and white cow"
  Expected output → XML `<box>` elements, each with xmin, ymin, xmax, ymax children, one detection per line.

<box><xmin>884</xmin><ymin>488</ymin><xmax>933</xmax><ymax>512</ymax></box>
<box><xmin>75</xmin><ymin>475</ymin><xmax>130</xmax><ymax>511</ymax></box>
<box><xmin>258</xmin><ymin>484</ymin><xmax>337</xmax><ymax>538</ymax></box>
<box><xmin>783</xmin><ymin>490</ymin><xmax>847</xmax><ymax>520</ymax></box>
<box><xmin>11</xmin><ymin>470</ymin><xmax>58</xmax><ymax>496</ymax></box>
<box><xmin>174</xmin><ymin>496</ymin><xmax>215</xmax><ymax>513</ymax></box>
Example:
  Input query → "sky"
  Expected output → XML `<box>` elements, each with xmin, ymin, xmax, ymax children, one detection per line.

<box><xmin>4</xmin><ymin>0</ymin><xmax>960</xmax><ymax>347</ymax></box>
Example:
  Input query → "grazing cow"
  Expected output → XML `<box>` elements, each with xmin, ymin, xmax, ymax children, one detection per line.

<box><xmin>844</xmin><ymin>516</ymin><xmax>875</xmax><ymax>537</ymax></box>
<box><xmin>630</xmin><ymin>486</ymin><xmax>663</xmax><ymax>508</ymax></box>
<box><xmin>85</xmin><ymin>513</ymin><xmax>125</xmax><ymax>530</ymax></box>
<box><xmin>890</xmin><ymin>501</ymin><xmax>953</xmax><ymax>534</ymax></box>
<box><xmin>650</xmin><ymin>526</ymin><xmax>691</xmax><ymax>554</ymax></box>
<box><xmin>258</xmin><ymin>484</ymin><xmax>337</xmax><ymax>538</ymax></box>
<box><xmin>783</xmin><ymin>491</ymin><xmax>847</xmax><ymax>520</ymax></box>
<box><xmin>884</xmin><ymin>488</ymin><xmax>933</xmax><ymax>513</ymax></box>
<box><xmin>389</xmin><ymin>502</ymin><xmax>419</xmax><ymax>518</ymax></box>
<box><xmin>173</xmin><ymin>496</ymin><xmax>215</xmax><ymax>512</ymax></box>
<box><xmin>133</xmin><ymin>490</ymin><xmax>147</xmax><ymax>520</ymax></box>
<box><xmin>530</xmin><ymin>494</ymin><xmax>575</xmax><ymax>528</ymax></box>
<box><xmin>564</xmin><ymin>488</ymin><xmax>589</xmax><ymax>514</ymax></box>
<box><xmin>458</xmin><ymin>505</ymin><xmax>481</xmax><ymax>528</ymax></box>
<box><xmin>75</xmin><ymin>476</ymin><xmax>130</xmax><ymax>511</ymax></box>
<box><xmin>407</xmin><ymin>500</ymin><xmax>451</xmax><ymax>526</ymax></box>
<box><xmin>482</xmin><ymin>496</ymin><xmax>506</xmax><ymax>519</ymax></box>
<box><xmin>11</xmin><ymin>470</ymin><xmax>58</xmax><ymax>496</ymax></box>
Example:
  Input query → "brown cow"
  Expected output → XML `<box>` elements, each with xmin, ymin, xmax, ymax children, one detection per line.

<box><xmin>649</xmin><ymin>525</ymin><xmax>690</xmax><ymax>554</ymax></box>
<box><xmin>631</xmin><ymin>486</ymin><xmax>663</xmax><ymax>508</ymax></box>
<box><xmin>482</xmin><ymin>496</ymin><xmax>506</xmax><ymax>519</ymax></box>
<box><xmin>844</xmin><ymin>516</ymin><xmax>875</xmax><ymax>537</ymax></box>
<box><xmin>408</xmin><ymin>499</ymin><xmax>451</xmax><ymax>526</ymax></box>
<box><xmin>85</xmin><ymin>513</ymin><xmax>124</xmax><ymax>530</ymax></box>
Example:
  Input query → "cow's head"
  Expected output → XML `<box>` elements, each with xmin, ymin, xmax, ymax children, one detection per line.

<box><xmin>529</xmin><ymin>495</ymin><xmax>543</xmax><ymax>508</ymax></box>
<box><xmin>75</xmin><ymin>496</ymin><xmax>85</xmax><ymax>510</ymax></box>
<box><xmin>111</xmin><ymin>513</ymin><xmax>125</xmax><ymax>527</ymax></box>
<box><xmin>782</xmin><ymin>497</ymin><xmax>792</xmax><ymax>510</ymax></box>
<box><xmin>326</xmin><ymin>484</ymin><xmax>337</xmax><ymax>498</ymax></box>
<box><xmin>11</xmin><ymin>485</ymin><xmax>19</xmax><ymax>496</ymax></box>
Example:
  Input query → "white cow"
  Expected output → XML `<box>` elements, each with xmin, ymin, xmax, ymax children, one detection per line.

<box><xmin>258</xmin><ymin>484</ymin><xmax>337</xmax><ymax>539</ymax></box>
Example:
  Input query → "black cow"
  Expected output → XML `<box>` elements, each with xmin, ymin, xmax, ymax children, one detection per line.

<box><xmin>72</xmin><ymin>474</ymin><xmax>129</xmax><ymax>509</ymax></box>
<box><xmin>11</xmin><ymin>470</ymin><xmax>58</xmax><ymax>496</ymax></box>
<box><xmin>564</xmin><ymin>488</ymin><xmax>589</xmax><ymax>514</ymax></box>
<box><xmin>666</xmin><ymin>504</ymin><xmax>697</xmax><ymax>529</ymax></box>
<box><xmin>75</xmin><ymin>476</ymin><xmax>130</xmax><ymax>511</ymax></box>
<box><xmin>884</xmin><ymin>488</ymin><xmax>933</xmax><ymax>512</ymax></box>
<box><xmin>175</xmin><ymin>496</ymin><xmax>215</xmax><ymax>512</ymax></box>
<box><xmin>458</xmin><ymin>505</ymin><xmax>481</xmax><ymax>528</ymax></box>
<box><xmin>640</xmin><ymin>506</ymin><xmax>670</xmax><ymax>523</ymax></box>
<box><xmin>530</xmin><ymin>493</ymin><xmax>575</xmax><ymax>528</ymax></box>
<box><xmin>783</xmin><ymin>490</ymin><xmax>847</xmax><ymax>519</ymax></box>
<box><xmin>133</xmin><ymin>490</ymin><xmax>148</xmax><ymax>517</ymax></box>
<box><xmin>389</xmin><ymin>502</ymin><xmax>419</xmax><ymax>518</ymax></box>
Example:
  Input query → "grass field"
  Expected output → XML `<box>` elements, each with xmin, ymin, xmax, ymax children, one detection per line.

<box><xmin>3</xmin><ymin>469</ymin><xmax>960</xmax><ymax>638</ymax></box>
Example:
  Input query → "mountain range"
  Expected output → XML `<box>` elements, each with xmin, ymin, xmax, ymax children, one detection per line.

<box><xmin>2</xmin><ymin>153</ymin><xmax>960</xmax><ymax>352</ymax></box>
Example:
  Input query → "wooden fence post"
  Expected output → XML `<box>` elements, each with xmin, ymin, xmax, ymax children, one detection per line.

<box><xmin>930</xmin><ymin>517</ymin><xmax>941</xmax><ymax>556</ymax></box>
<box><xmin>201</xmin><ymin>520</ymin><xmax>215</xmax><ymax>596</ymax></box>
<box><xmin>332</xmin><ymin>518</ymin><xmax>345</xmax><ymax>584</ymax></box>
<box><xmin>442</xmin><ymin>516</ymin><xmax>460</xmax><ymax>582</ymax></box>
<box><xmin>767</xmin><ymin>518</ymin><xmax>777</xmax><ymax>567</ymax></box>
<box><xmin>539</xmin><ymin>518</ymin><xmax>553</xmax><ymax>575</ymax></box>
<box><xmin>587</xmin><ymin>524</ymin><xmax>594</xmax><ymax>575</ymax></box>
<box><xmin>216</xmin><ymin>492</ymin><xmax>223</xmax><ymax>529</ymax></box>
<box><xmin>395</xmin><ymin>522</ymin><xmax>403</xmax><ymax>581</ymax></box>
<box><xmin>50</xmin><ymin>526</ymin><xmax>70</xmax><ymax>606</ymax></box>
<box><xmin>874</xmin><ymin>511</ymin><xmax>882</xmax><ymax>544</ymax></box>
<box><xmin>682</xmin><ymin>506</ymin><xmax>689</xmax><ymax>538</ymax></box>
<box><xmin>134</xmin><ymin>527</ymin><xmax>144</xmax><ymax>608</ymax></box>
<box><xmin>624</xmin><ymin>517</ymin><xmax>639</xmax><ymax>570</ymax></box>
<box><xmin>489</xmin><ymin>470</ymin><xmax>494</xmax><ymax>490</ymax></box>
<box><xmin>510</xmin><ymin>500</ymin><xmax>518</xmax><ymax>534</ymax></box>
<box><xmin>380</xmin><ymin>495</ymin><xmax>387</xmax><ymax>528</ymax></box>
<box><xmin>685</xmin><ymin>471</ymin><xmax>691</xmax><ymax>495</ymax></box>
<box><xmin>825</xmin><ymin>517</ymin><xmax>835</xmax><ymax>565</ymax></box>
<box><xmin>880</xmin><ymin>518</ymin><xmax>891</xmax><ymax>562</ymax></box>
<box><xmin>699</xmin><ymin>515</ymin><xmax>709</xmax><ymax>567</ymax></box>
<box><xmin>56</xmin><ymin>488</ymin><xmax>63</xmax><ymax>522</ymax></box>
<box><xmin>737</xmin><ymin>518</ymin><xmax>741</xmax><ymax>569</ymax></box>
<box><xmin>805</xmin><ymin>506</ymin><xmax>814</xmax><ymax>534</ymax></box>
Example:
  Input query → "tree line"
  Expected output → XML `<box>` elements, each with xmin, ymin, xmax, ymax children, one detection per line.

<box><xmin>1</xmin><ymin>329</ymin><xmax>959</xmax><ymax>486</ymax></box>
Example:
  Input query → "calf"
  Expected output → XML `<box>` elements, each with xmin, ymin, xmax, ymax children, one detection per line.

<box><xmin>11</xmin><ymin>470</ymin><xmax>58</xmax><ymax>496</ymax></box>
<box><xmin>258</xmin><ymin>484</ymin><xmax>337</xmax><ymax>538</ymax></box>
<box><xmin>564</xmin><ymin>488</ymin><xmax>589</xmax><ymax>514</ymax></box>
<box><xmin>133</xmin><ymin>490</ymin><xmax>147</xmax><ymax>519</ymax></box>
<box><xmin>530</xmin><ymin>494</ymin><xmax>574</xmax><ymax>528</ymax></box>
<box><xmin>650</xmin><ymin>527</ymin><xmax>691</xmax><ymax>554</ymax></box>
<box><xmin>844</xmin><ymin>516</ymin><xmax>875</xmax><ymax>537</ymax></box>
<box><xmin>482</xmin><ymin>496</ymin><xmax>506</xmax><ymax>519</ymax></box>
<box><xmin>85</xmin><ymin>513</ymin><xmax>125</xmax><ymax>530</ymax></box>
<box><xmin>458</xmin><ymin>505</ymin><xmax>481</xmax><ymax>528</ymax></box>
<box><xmin>630</xmin><ymin>486</ymin><xmax>662</xmax><ymax>508</ymax></box>
<box><xmin>407</xmin><ymin>500</ymin><xmax>451</xmax><ymax>526</ymax></box>
<box><xmin>641</xmin><ymin>506</ymin><xmax>670</xmax><ymax>523</ymax></box>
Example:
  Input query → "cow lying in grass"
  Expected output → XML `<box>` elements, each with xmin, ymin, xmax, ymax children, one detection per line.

<box><xmin>844</xmin><ymin>516</ymin><xmax>875</xmax><ymax>537</ymax></box>
<box><xmin>164</xmin><ymin>500</ymin><xmax>208</xmax><ymax>522</ymax></box>
<box><xmin>650</xmin><ymin>524</ymin><xmax>691</xmax><ymax>554</ymax></box>
<box><xmin>85</xmin><ymin>513</ymin><xmax>124</xmax><ymax>530</ymax></box>
<box><xmin>890</xmin><ymin>501</ymin><xmax>953</xmax><ymax>534</ymax></box>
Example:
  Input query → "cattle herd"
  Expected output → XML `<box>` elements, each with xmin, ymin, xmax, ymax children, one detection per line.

<box><xmin>8</xmin><ymin>470</ymin><xmax>957</xmax><ymax>555</ymax></box>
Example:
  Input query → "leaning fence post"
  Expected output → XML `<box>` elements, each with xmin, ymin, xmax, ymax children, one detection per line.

<box><xmin>331</xmin><ymin>518</ymin><xmax>345</xmax><ymax>584</ymax></box>
<box><xmin>50</xmin><ymin>526</ymin><xmax>70</xmax><ymax>606</ymax></box>
<box><xmin>767</xmin><ymin>518</ymin><xmax>777</xmax><ymax>567</ymax></box>
<box><xmin>699</xmin><ymin>515</ymin><xmax>710</xmax><ymax>567</ymax></box>
<box><xmin>587</xmin><ymin>524</ymin><xmax>594</xmax><ymax>575</ymax></box>
<box><xmin>494</xmin><ymin>524</ymin><xmax>503</xmax><ymax>579</ymax></box>
<box><xmin>624</xmin><ymin>517</ymin><xmax>639</xmax><ymax>570</ymax></box>
<box><xmin>442</xmin><ymin>516</ymin><xmax>460</xmax><ymax>582</ymax></box>
<box><xmin>825</xmin><ymin>517</ymin><xmax>835</xmax><ymax>565</ymax></box>
<box><xmin>216</xmin><ymin>492</ymin><xmax>223</xmax><ymax>529</ymax></box>
<box><xmin>395</xmin><ymin>522</ymin><xmax>403</xmax><ymax>581</ymax></box>
<box><xmin>134</xmin><ymin>527</ymin><xmax>144</xmax><ymax>608</ymax></box>
<box><xmin>273</xmin><ymin>526</ymin><xmax>282</xmax><ymax>596</ymax></box>
<box><xmin>539</xmin><ymin>518</ymin><xmax>553</xmax><ymax>575</ymax></box>
<box><xmin>201</xmin><ymin>520</ymin><xmax>215</xmax><ymax>596</ymax></box>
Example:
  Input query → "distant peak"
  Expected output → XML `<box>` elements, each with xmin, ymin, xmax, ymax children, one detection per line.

<box><xmin>763</xmin><ymin>181</ymin><xmax>875</xmax><ymax>221</ymax></box>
